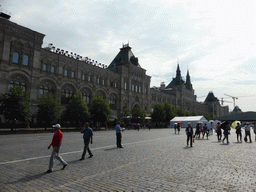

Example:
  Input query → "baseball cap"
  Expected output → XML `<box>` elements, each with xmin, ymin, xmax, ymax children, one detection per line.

<box><xmin>53</xmin><ymin>124</ymin><xmax>61</xmax><ymax>128</ymax></box>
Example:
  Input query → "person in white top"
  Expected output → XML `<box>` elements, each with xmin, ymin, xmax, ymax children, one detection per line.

<box><xmin>244</xmin><ymin>122</ymin><xmax>252</xmax><ymax>143</ymax></box>
<box><xmin>252</xmin><ymin>122</ymin><xmax>256</xmax><ymax>141</ymax></box>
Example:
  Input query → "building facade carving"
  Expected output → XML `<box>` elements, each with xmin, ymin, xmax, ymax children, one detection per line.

<box><xmin>0</xmin><ymin>15</ymin><xmax>229</xmax><ymax>120</ymax></box>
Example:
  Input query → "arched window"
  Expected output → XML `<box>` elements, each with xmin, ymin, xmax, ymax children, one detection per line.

<box><xmin>109</xmin><ymin>94</ymin><xmax>117</xmax><ymax>110</ymax></box>
<box><xmin>82</xmin><ymin>93</ymin><xmax>90</xmax><ymax>104</ymax></box>
<box><xmin>38</xmin><ymin>81</ymin><xmax>55</xmax><ymax>98</ymax></box>
<box><xmin>8</xmin><ymin>80</ymin><xmax>26</xmax><ymax>91</ymax></box>
<box><xmin>61</xmin><ymin>86</ymin><xmax>75</xmax><ymax>104</ymax></box>
<box><xmin>12</xmin><ymin>52</ymin><xmax>19</xmax><ymax>64</ymax></box>
<box><xmin>22</xmin><ymin>55</ymin><xmax>29</xmax><ymax>66</ymax></box>
<box><xmin>39</xmin><ymin>86</ymin><xmax>49</xmax><ymax>95</ymax></box>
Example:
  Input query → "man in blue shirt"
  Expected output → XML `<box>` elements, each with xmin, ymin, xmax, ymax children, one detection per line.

<box><xmin>116</xmin><ymin>121</ymin><xmax>123</xmax><ymax>148</ymax></box>
<box><xmin>79</xmin><ymin>122</ymin><xmax>93</xmax><ymax>160</ymax></box>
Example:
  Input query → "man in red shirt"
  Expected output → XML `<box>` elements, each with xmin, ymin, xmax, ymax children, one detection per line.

<box><xmin>46</xmin><ymin>124</ymin><xmax>68</xmax><ymax>173</ymax></box>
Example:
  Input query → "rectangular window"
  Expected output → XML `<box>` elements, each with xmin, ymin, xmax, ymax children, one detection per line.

<box><xmin>132</xmin><ymin>85</ymin><xmax>134</xmax><ymax>91</ymax></box>
<box><xmin>88</xmin><ymin>76</ymin><xmax>91</xmax><ymax>82</ymax></box>
<box><xmin>97</xmin><ymin>78</ymin><xmax>100</xmax><ymax>84</ymax></box>
<box><xmin>103</xmin><ymin>79</ymin><xmax>105</xmax><ymax>85</ymax></box>
<box><xmin>43</xmin><ymin>64</ymin><xmax>47</xmax><ymax>71</ymax></box>
<box><xmin>22</xmin><ymin>55</ymin><xmax>29</xmax><ymax>66</ymax></box>
<box><xmin>115</xmin><ymin>83</ymin><xmax>117</xmax><ymax>88</ymax></box>
<box><xmin>124</xmin><ymin>82</ymin><xmax>127</xmax><ymax>90</ymax></box>
<box><xmin>71</xmin><ymin>71</ymin><xmax>75</xmax><ymax>78</ymax></box>
<box><xmin>135</xmin><ymin>86</ymin><xmax>138</xmax><ymax>92</ymax></box>
<box><xmin>82</xmin><ymin>74</ymin><xmax>85</xmax><ymax>80</ymax></box>
<box><xmin>12</xmin><ymin>52</ymin><xmax>19</xmax><ymax>63</ymax></box>
<box><xmin>51</xmin><ymin>66</ymin><xmax>55</xmax><ymax>73</ymax></box>
<box><xmin>64</xmin><ymin>69</ymin><xmax>68</xmax><ymax>76</ymax></box>
<box><xmin>139</xmin><ymin>87</ymin><xmax>141</xmax><ymax>93</ymax></box>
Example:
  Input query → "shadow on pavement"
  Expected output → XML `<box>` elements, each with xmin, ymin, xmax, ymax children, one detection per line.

<box><xmin>7</xmin><ymin>172</ymin><xmax>46</xmax><ymax>184</ymax></box>
<box><xmin>104</xmin><ymin>147</ymin><xmax>118</xmax><ymax>151</ymax></box>
<box><xmin>183</xmin><ymin>146</ymin><xmax>193</xmax><ymax>149</ymax></box>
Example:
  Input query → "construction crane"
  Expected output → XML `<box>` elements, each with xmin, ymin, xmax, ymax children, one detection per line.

<box><xmin>224</xmin><ymin>94</ymin><xmax>238</xmax><ymax>109</ymax></box>
<box><xmin>219</xmin><ymin>98</ymin><xmax>232</xmax><ymax>106</ymax></box>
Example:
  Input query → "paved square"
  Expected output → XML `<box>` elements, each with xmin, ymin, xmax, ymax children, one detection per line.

<box><xmin>1</xmin><ymin>128</ymin><xmax>256</xmax><ymax>191</ymax></box>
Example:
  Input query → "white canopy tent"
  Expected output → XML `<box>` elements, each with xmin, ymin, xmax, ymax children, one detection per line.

<box><xmin>169</xmin><ymin>116</ymin><xmax>210</xmax><ymax>128</ymax></box>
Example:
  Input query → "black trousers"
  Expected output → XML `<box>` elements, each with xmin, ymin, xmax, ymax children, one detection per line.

<box><xmin>81</xmin><ymin>139</ymin><xmax>92</xmax><ymax>158</ymax></box>
<box><xmin>116</xmin><ymin>133</ymin><xmax>122</xmax><ymax>147</ymax></box>
<box><xmin>187</xmin><ymin>133</ymin><xmax>192</xmax><ymax>146</ymax></box>
<box><xmin>236</xmin><ymin>132</ymin><xmax>242</xmax><ymax>141</ymax></box>
<box><xmin>245</xmin><ymin>131</ymin><xmax>252</xmax><ymax>142</ymax></box>
<box><xmin>217</xmin><ymin>131</ymin><xmax>222</xmax><ymax>141</ymax></box>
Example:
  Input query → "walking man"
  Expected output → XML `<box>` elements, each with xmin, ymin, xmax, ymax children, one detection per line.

<box><xmin>244</xmin><ymin>122</ymin><xmax>252</xmax><ymax>143</ymax></box>
<box><xmin>46</xmin><ymin>124</ymin><xmax>67</xmax><ymax>173</ymax></box>
<box><xmin>222</xmin><ymin>123</ymin><xmax>230</xmax><ymax>144</ymax></box>
<box><xmin>116</xmin><ymin>121</ymin><xmax>123</xmax><ymax>148</ymax></box>
<box><xmin>202</xmin><ymin>123</ymin><xmax>209</xmax><ymax>139</ymax></box>
<box><xmin>216</xmin><ymin>122</ymin><xmax>222</xmax><ymax>142</ymax></box>
<box><xmin>186</xmin><ymin>123</ymin><xmax>193</xmax><ymax>147</ymax></box>
<box><xmin>235</xmin><ymin>122</ymin><xmax>242</xmax><ymax>142</ymax></box>
<box><xmin>80</xmin><ymin>122</ymin><xmax>93</xmax><ymax>160</ymax></box>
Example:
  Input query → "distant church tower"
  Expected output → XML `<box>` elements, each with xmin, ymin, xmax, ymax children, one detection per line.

<box><xmin>185</xmin><ymin>70</ymin><xmax>193</xmax><ymax>90</ymax></box>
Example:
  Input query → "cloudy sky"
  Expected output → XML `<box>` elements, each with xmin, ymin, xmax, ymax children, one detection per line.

<box><xmin>2</xmin><ymin>0</ymin><xmax>256</xmax><ymax>112</ymax></box>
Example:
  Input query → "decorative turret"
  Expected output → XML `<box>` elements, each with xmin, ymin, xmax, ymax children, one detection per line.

<box><xmin>204</xmin><ymin>92</ymin><xmax>219</xmax><ymax>103</ymax></box>
<box><xmin>108</xmin><ymin>43</ymin><xmax>141</xmax><ymax>72</ymax></box>
<box><xmin>185</xmin><ymin>70</ymin><xmax>193</xmax><ymax>90</ymax></box>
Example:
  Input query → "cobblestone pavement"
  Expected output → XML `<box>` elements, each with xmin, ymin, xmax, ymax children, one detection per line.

<box><xmin>1</xmin><ymin>128</ymin><xmax>256</xmax><ymax>191</ymax></box>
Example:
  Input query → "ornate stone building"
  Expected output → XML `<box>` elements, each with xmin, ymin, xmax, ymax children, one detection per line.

<box><xmin>0</xmin><ymin>13</ymin><xmax>229</xmax><ymax>120</ymax></box>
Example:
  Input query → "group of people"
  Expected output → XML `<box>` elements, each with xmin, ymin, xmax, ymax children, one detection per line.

<box><xmin>195</xmin><ymin>123</ymin><xmax>211</xmax><ymax>139</ymax></box>
<box><xmin>216</xmin><ymin>122</ymin><xmax>256</xmax><ymax>144</ymax></box>
<box><xmin>45</xmin><ymin>121</ymin><xmax>124</xmax><ymax>173</ymax></box>
<box><xmin>174</xmin><ymin>123</ymin><xmax>181</xmax><ymax>134</ymax></box>
<box><xmin>185</xmin><ymin>123</ymin><xmax>211</xmax><ymax>147</ymax></box>
<box><xmin>46</xmin><ymin>122</ymin><xmax>93</xmax><ymax>173</ymax></box>
<box><xmin>185</xmin><ymin>121</ymin><xmax>256</xmax><ymax>148</ymax></box>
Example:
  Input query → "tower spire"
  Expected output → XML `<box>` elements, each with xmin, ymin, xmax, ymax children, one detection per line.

<box><xmin>186</xmin><ymin>69</ymin><xmax>192</xmax><ymax>90</ymax></box>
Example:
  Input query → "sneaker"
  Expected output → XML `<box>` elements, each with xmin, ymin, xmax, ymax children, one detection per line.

<box><xmin>45</xmin><ymin>170</ymin><xmax>52</xmax><ymax>173</ymax></box>
<box><xmin>62</xmin><ymin>164</ymin><xmax>67</xmax><ymax>170</ymax></box>
<box><xmin>89</xmin><ymin>155</ymin><xmax>93</xmax><ymax>158</ymax></box>
<box><xmin>79</xmin><ymin>158</ymin><xmax>85</xmax><ymax>161</ymax></box>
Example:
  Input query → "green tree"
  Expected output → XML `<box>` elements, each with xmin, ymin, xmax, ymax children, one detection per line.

<box><xmin>184</xmin><ymin>111</ymin><xmax>190</xmax><ymax>116</ymax></box>
<box><xmin>203</xmin><ymin>113</ymin><xmax>213</xmax><ymax>121</ymax></box>
<box><xmin>0</xmin><ymin>86</ymin><xmax>31</xmax><ymax>130</ymax></box>
<box><xmin>176</xmin><ymin>108</ymin><xmax>185</xmax><ymax>116</ymax></box>
<box><xmin>164</xmin><ymin>102</ymin><xmax>176</xmax><ymax>122</ymax></box>
<box><xmin>191</xmin><ymin>111</ymin><xmax>197</xmax><ymax>116</ymax></box>
<box><xmin>37</xmin><ymin>93</ymin><xmax>61</xmax><ymax>128</ymax></box>
<box><xmin>62</xmin><ymin>93</ymin><xmax>90</xmax><ymax>128</ymax></box>
<box><xmin>131</xmin><ymin>106</ymin><xmax>145</xmax><ymax>123</ymax></box>
<box><xmin>120</xmin><ymin>104</ymin><xmax>130</xmax><ymax>118</ymax></box>
<box><xmin>151</xmin><ymin>103</ymin><xmax>166</xmax><ymax>124</ymax></box>
<box><xmin>89</xmin><ymin>96</ymin><xmax>111</xmax><ymax>128</ymax></box>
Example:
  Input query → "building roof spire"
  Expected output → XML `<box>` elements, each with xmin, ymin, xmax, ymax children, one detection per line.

<box><xmin>186</xmin><ymin>69</ymin><xmax>192</xmax><ymax>90</ymax></box>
